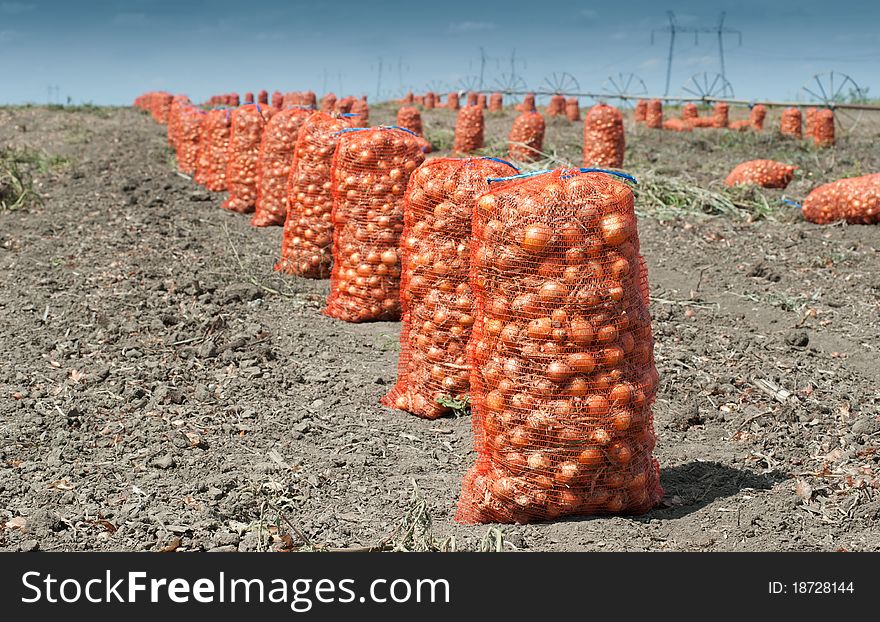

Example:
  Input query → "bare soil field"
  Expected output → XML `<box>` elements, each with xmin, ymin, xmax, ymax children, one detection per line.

<box><xmin>0</xmin><ymin>103</ymin><xmax>878</xmax><ymax>552</ymax></box>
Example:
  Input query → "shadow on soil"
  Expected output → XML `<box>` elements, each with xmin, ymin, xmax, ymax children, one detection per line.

<box><xmin>648</xmin><ymin>461</ymin><xmax>787</xmax><ymax>520</ymax></box>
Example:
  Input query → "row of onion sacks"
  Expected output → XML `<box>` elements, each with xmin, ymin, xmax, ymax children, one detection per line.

<box><xmin>252</xmin><ymin>107</ymin><xmax>312</xmax><ymax>227</ymax></box>
<box><xmin>322</xmin><ymin>126</ymin><xmax>426</xmax><ymax>322</ymax></box>
<box><xmin>455</xmin><ymin>167</ymin><xmax>663</xmax><ymax>524</ymax></box>
<box><xmin>276</xmin><ymin>112</ymin><xmax>354</xmax><ymax>278</ymax></box>
<box><xmin>382</xmin><ymin>157</ymin><xmax>518</xmax><ymax>418</ymax></box>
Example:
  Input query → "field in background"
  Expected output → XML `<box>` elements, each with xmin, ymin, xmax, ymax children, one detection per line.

<box><xmin>0</xmin><ymin>104</ymin><xmax>878</xmax><ymax>552</ymax></box>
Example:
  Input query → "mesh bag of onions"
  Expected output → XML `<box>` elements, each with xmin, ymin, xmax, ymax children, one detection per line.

<box><xmin>805</xmin><ymin>107</ymin><xmax>817</xmax><ymax>139</ymax></box>
<box><xmin>222</xmin><ymin>104</ymin><xmax>270</xmax><ymax>214</ymax></box>
<box><xmin>447</xmin><ymin>92</ymin><xmax>460</xmax><ymax>110</ymax></box>
<box><xmin>275</xmin><ymin>112</ymin><xmax>352</xmax><ymax>278</ymax></box>
<box><xmin>466</xmin><ymin>92</ymin><xmax>478</xmax><ymax>107</ymax></box>
<box><xmin>508</xmin><ymin>111</ymin><xmax>546</xmax><ymax>163</ymax></box>
<box><xmin>176</xmin><ymin>107</ymin><xmax>204</xmax><ymax>176</ymax></box>
<box><xmin>323</xmin><ymin>127</ymin><xmax>426</xmax><ymax>322</ymax></box>
<box><xmin>382</xmin><ymin>157</ymin><xmax>518</xmax><ymax>419</ymax></box>
<box><xmin>750</xmin><ymin>104</ymin><xmax>767</xmax><ymax>131</ymax></box>
<box><xmin>350</xmin><ymin>97</ymin><xmax>369</xmax><ymax>124</ymax></box>
<box><xmin>780</xmin><ymin>107</ymin><xmax>802</xmax><ymax>138</ymax></box>
<box><xmin>397</xmin><ymin>106</ymin><xmax>432</xmax><ymax>153</ymax></box>
<box><xmin>662</xmin><ymin>118</ymin><xmax>692</xmax><ymax>133</ymax></box>
<box><xmin>565</xmin><ymin>97</ymin><xmax>580</xmax><ymax>122</ymax></box>
<box><xmin>725</xmin><ymin>160</ymin><xmax>797</xmax><ymax>189</ymax></box>
<box><xmin>812</xmin><ymin>109</ymin><xmax>835</xmax><ymax>147</ymax></box>
<box><xmin>802</xmin><ymin>174</ymin><xmax>880</xmax><ymax>225</ymax></box>
<box><xmin>252</xmin><ymin>107</ymin><xmax>312</xmax><ymax>227</ymax></box>
<box><xmin>728</xmin><ymin>120</ymin><xmax>750</xmax><ymax>131</ymax></box>
<box><xmin>321</xmin><ymin>92</ymin><xmax>337</xmax><ymax>112</ymax></box>
<box><xmin>583</xmin><ymin>104</ymin><xmax>625</xmax><ymax>169</ymax></box>
<box><xmin>519</xmin><ymin>93</ymin><xmax>536</xmax><ymax>113</ymax></box>
<box><xmin>167</xmin><ymin>95</ymin><xmax>191</xmax><ymax>150</ymax></box>
<box><xmin>197</xmin><ymin>109</ymin><xmax>233</xmax><ymax>192</ymax></box>
<box><xmin>634</xmin><ymin>100</ymin><xmax>647</xmax><ymax>124</ymax></box>
<box><xmin>681</xmin><ymin>102</ymin><xmax>698</xmax><ymax>122</ymax></box>
<box><xmin>546</xmin><ymin>94</ymin><xmax>565</xmax><ymax>116</ymax></box>
<box><xmin>455</xmin><ymin>167</ymin><xmax>662</xmax><ymax>524</ymax></box>
<box><xmin>453</xmin><ymin>106</ymin><xmax>485</xmax><ymax>155</ymax></box>
<box><xmin>645</xmin><ymin>99</ymin><xmax>663</xmax><ymax>129</ymax></box>
<box><xmin>712</xmin><ymin>102</ymin><xmax>729</xmax><ymax>128</ymax></box>
<box><xmin>489</xmin><ymin>93</ymin><xmax>503</xmax><ymax>112</ymax></box>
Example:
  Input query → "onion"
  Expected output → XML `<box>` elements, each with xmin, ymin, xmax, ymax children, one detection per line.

<box><xmin>521</xmin><ymin>224</ymin><xmax>553</xmax><ymax>254</ymax></box>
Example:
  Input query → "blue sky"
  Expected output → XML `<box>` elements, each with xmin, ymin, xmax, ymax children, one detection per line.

<box><xmin>1</xmin><ymin>0</ymin><xmax>878</xmax><ymax>105</ymax></box>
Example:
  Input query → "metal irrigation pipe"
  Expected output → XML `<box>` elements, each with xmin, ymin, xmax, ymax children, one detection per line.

<box><xmin>475</xmin><ymin>89</ymin><xmax>880</xmax><ymax>111</ymax></box>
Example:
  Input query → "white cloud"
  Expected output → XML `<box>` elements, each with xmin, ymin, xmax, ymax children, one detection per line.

<box><xmin>112</xmin><ymin>12</ymin><xmax>148</xmax><ymax>26</ymax></box>
<box><xmin>0</xmin><ymin>2</ymin><xmax>35</xmax><ymax>14</ymax></box>
<box><xmin>448</xmin><ymin>21</ymin><xmax>496</xmax><ymax>33</ymax></box>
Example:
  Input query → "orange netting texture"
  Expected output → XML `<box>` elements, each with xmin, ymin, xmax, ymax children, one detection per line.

<box><xmin>175</xmin><ymin>107</ymin><xmax>204</xmax><ymax>176</ymax></box>
<box><xmin>447</xmin><ymin>92</ymin><xmax>460</xmax><ymax>110</ymax></box>
<box><xmin>489</xmin><ymin>93</ymin><xmax>503</xmax><ymax>112</ymax></box>
<box><xmin>323</xmin><ymin>127</ymin><xmax>426</xmax><ymax>322</ymax></box>
<box><xmin>508</xmin><ymin>111</ymin><xmax>546</xmax><ymax>162</ymax></box>
<box><xmin>663</xmin><ymin>118</ymin><xmax>692</xmax><ymax>132</ymax></box>
<box><xmin>276</xmin><ymin>112</ymin><xmax>353</xmax><ymax>277</ymax></box>
<box><xmin>780</xmin><ymin>107</ymin><xmax>802</xmax><ymax>138</ymax></box>
<box><xmin>750</xmin><ymin>104</ymin><xmax>767</xmax><ymax>131</ymax></box>
<box><xmin>222</xmin><ymin>104</ymin><xmax>270</xmax><ymax>213</ymax></box>
<box><xmin>802</xmin><ymin>174</ymin><xmax>880</xmax><ymax>225</ymax></box>
<box><xmin>805</xmin><ymin>107</ymin><xmax>817</xmax><ymax>139</ymax></box>
<box><xmin>424</xmin><ymin>92</ymin><xmax>436</xmax><ymax>109</ymax></box>
<box><xmin>681</xmin><ymin>103</ymin><xmax>698</xmax><ymax>121</ymax></box>
<box><xmin>271</xmin><ymin>91</ymin><xmax>283</xmax><ymax>108</ymax></box>
<box><xmin>712</xmin><ymin>102</ymin><xmax>729</xmax><ymax>128</ymax></box>
<box><xmin>813</xmin><ymin>109</ymin><xmax>835</xmax><ymax>147</ymax></box>
<box><xmin>321</xmin><ymin>93</ymin><xmax>337</xmax><ymax>112</ymax></box>
<box><xmin>382</xmin><ymin>157</ymin><xmax>518</xmax><ymax>419</ymax></box>
<box><xmin>583</xmin><ymin>104</ymin><xmax>625</xmax><ymax>168</ymax></box>
<box><xmin>547</xmin><ymin>95</ymin><xmax>566</xmax><ymax>116</ymax></box>
<box><xmin>634</xmin><ymin>100</ymin><xmax>647</xmax><ymax>124</ymax></box>
<box><xmin>196</xmin><ymin>109</ymin><xmax>232</xmax><ymax>192</ymax></box>
<box><xmin>397</xmin><ymin>106</ymin><xmax>424</xmax><ymax>136</ymax></box>
<box><xmin>350</xmin><ymin>97</ymin><xmax>369</xmax><ymax>124</ymax></box>
<box><xmin>645</xmin><ymin>99</ymin><xmax>663</xmax><ymax>129</ymax></box>
<box><xmin>565</xmin><ymin>97</ymin><xmax>580</xmax><ymax>122</ymax></box>
<box><xmin>477</xmin><ymin>94</ymin><xmax>487</xmax><ymax>109</ymax></box>
<box><xmin>725</xmin><ymin>160</ymin><xmax>797</xmax><ymax>189</ymax></box>
<box><xmin>453</xmin><ymin>106</ymin><xmax>485</xmax><ymax>155</ymax></box>
<box><xmin>466</xmin><ymin>92</ymin><xmax>478</xmax><ymax>107</ymax></box>
<box><xmin>456</xmin><ymin>168</ymin><xmax>663</xmax><ymax>524</ymax></box>
<box><xmin>519</xmin><ymin>93</ymin><xmax>536</xmax><ymax>113</ymax></box>
<box><xmin>253</xmin><ymin>108</ymin><xmax>312</xmax><ymax>227</ymax></box>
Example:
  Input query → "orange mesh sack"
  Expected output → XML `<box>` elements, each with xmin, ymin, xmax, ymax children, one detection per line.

<box><xmin>321</xmin><ymin>92</ymin><xmax>337</xmax><ymax>112</ymax></box>
<box><xmin>477</xmin><ymin>94</ymin><xmax>488</xmax><ymax>109</ymax></box>
<box><xmin>176</xmin><ymin>107</ymin><xmax>204</xmax><ymax>175</ymax></box>
<box><xmin>275</xmin><ymin>112</ymin><xmax>352</xmax><ymax>278</ymax></box>
<box><xmin>565</xmin><ymin>97</ymin><xmax>580</xmax><ymax>122</ymax></box>
<box><xmin>303</xmin><ymin>91</ymin><xmax>317</xmax><ymax>108</ymax></box>
<box><xmin>382</xmin><ymin>157</ymin><xmax>518</xmax><ymax>419</ymax></box>
<box><xmin>547</xmin><ymin>94</ymin><xmax>565</xmax><ymax>116</ymax></box>
<box><xmin>335</xmin><ymin>96</ymin><xmax>355</xmax><ymax>114</ymax></box>
<box><xmin>645</xmin><ymin>99</ymin><xmax>663</xmax><ymax>128</ymax></box>
<box><xmin>519</xmin><ymin>93</ymin><xmax>536</xmax><ymax>113</ymax></box>
<box><xmin>271</xmin><ymin>91</ymin><xmax>283</xmax><ymax>108</ymax></box>
<box><xmin>712</xmin><ymin>102</ymin><xmax>729</xmax><ymax>128</ymax></box>
<box><xmin>397</xmin><ymin>106</ymin><xmax>424</xmax><ymax>136</ymax></box>
<box><xmin>583</xmin><ymin>104</ymin><xmax>625</xmax><ymax>168</ymax></box>
<box><xmin>681</xmin><ymin>103</ymin><xmax>698</xmax><ymax>121</ymax></box>
<box><xmin>456</xmin><ymin>168</ymin><xmax>663</xmax><ymax>524</ymax></box>
<box><xmin>750</xmin><ymin>104</ymin><xmax>767</xmax><ymax>131</ymax></box>
<box><xmin>780</xmin><ymin>107</ymin><xmax>802</xmax><ymax>138</ymax></box>
<box><xmin>258</xmin><ymin>90</ymin><xmax>269</xmax><ymax>105</ymax></box>
<box><xmin>813</xmin><ymin>109</ymin><xmax>835</xmax><ymax>147</ymax></box>
<box><xmin>244</xmin><ymin>92</ymin><xmax>254</xmax><ymax>104</ymax></box>
<box><xmin>167</xmin><ymin>95</ymin><xmax>191</xmax><ymax>149</ymax></box>
<box><xmin>424</xmin><ymin>92</ymin><xmax>436</xmax><ymax>109</ymax></box>
<box><xmin>802</xmin><ymin>174</ymin><xmax>880</xmax><ymax>225</ymax></box>
<box><xmin>403</xmin><ymin>92</ymin><xmax>415</xmax><ymax>105</ymax></box>
<box><xmin>223</xmin><ymin>104</ymin><xmax>271</xmax><ymax>214</ymax></box>
<box><xmin>466</xmin><ymin>92</ymin><xmax>478</xmax><ymax>107</ymax></box>
<box><xmin>725</xmin><ymin>160</ymin><xmax>797</xmax><ymax>189</ymax></box>
<box><xmin>447</xmin><ymin>92</ymin><xmax>460</xmax><ymax>110</ymax></box>
<box><xmin>663</xmin><ymin>118</ymin><xmax>692</xmax><ymax>132</ymax></box>
<box><xmin>198</xmin><ymin>109</ymin><xmax>233</xmax><ymax>192</ymax></box>
<box><xmin>508</xmin><ymin>111</ymin><xmax>546</xmax><ymax>162</ymax></box>
<box><xmin>453</xmin><ymin>106</ymin><xmax>485</xmax><ymax>155</ymax></box>
<box><xmin>323</xmin><ymin>127</ymin><xmax>426</xmax><ymax>322</ymax></box>
<box><xmin>350</xmin><ymin>97</ymin><xmax>369</xmax><ymax>124</ymax></box>
<box><xmin>805</xmin><ymin>107</ymin><xmax>817</xmax><ymax>139</ymax></box>
<box><xmin>728</xmin><ymin>120</ymin><xmax>750</xmax><ymax>131</ymax></box>
<box><xmin>489</xmin><ymin>93</ymin><xmax>503</xmax><ymax>112</ymax></box>
<box><xmin>252</xmin><ymin>108</ymin><xmax>312</xmax><ymax>227</ymax></box>
<box><xmin>634</xmin><ymin>100</ymin><xmax>647</xmax><ymax>124</ymax></box>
